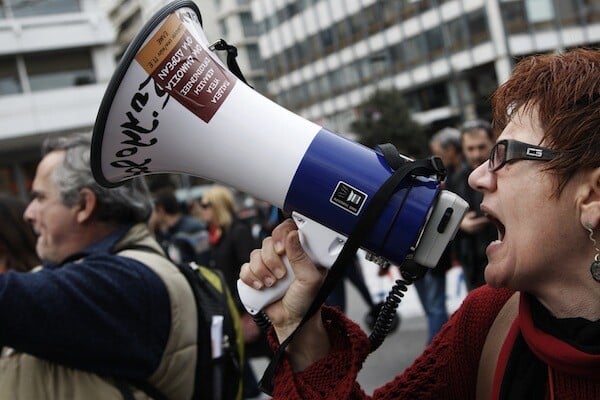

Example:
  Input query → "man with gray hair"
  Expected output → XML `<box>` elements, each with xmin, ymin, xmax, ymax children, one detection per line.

<box><xmin>0</xmin><ymin>133</ymin><xmax>198</xmax><ymax>399</ymax></box>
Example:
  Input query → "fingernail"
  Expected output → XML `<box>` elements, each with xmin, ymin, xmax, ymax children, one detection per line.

<box><xmin>252</xmin><ymin>280</ymin><xmax>263</xmax><ymax>290</ymax></box>
<box><xmin>274</xmin><ymin>268</ymin><xmax>285</xmax><ymax>279</ymax></box>
<box><xmin>274</xmin><ymin>241</ymin><xmax>284</xmax><ymax>253</ymax></box>
<box><xmin>264</xmin><ymin>277</ymin><xmax>275</xmax><ymax>287</ymax></box>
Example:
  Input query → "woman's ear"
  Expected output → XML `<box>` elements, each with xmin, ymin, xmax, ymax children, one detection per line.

<box><xmin>580</xmin><ymin>167</ymin><xmax>600</xmax><ymax>229</ymax></box>
<box><xmin>76</xmin><ymin>188</ymin><xmax>97</xmax><ymax>224</ymax></box>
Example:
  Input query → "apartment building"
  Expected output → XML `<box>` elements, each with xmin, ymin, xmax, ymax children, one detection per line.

<box><xmin>0</xmin><ymin>0</ymin><xmax>116</xmax><ymax>197</ymax></box>
<box><xmin>250</xmin><ymin>0</ymin><xmax>600</xmax><ymax>136</ymax></box>
<box><xmin>212</xmin><ymin>0</ymin><xmax>269</xmax><ymax>93</ymax></box>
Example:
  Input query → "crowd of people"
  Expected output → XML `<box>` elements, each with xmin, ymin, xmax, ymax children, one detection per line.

<box><xmin>0</xmin><ymin>48</ymin><xmax>598</xmax><ymax>400</ymax></box>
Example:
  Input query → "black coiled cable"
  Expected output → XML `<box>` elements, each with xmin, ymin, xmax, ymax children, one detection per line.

<box><xmin>368</xmin><ymin>258</ymin><xmax>427</xmax><ymax>352</ymax></box>
<box><xmin>251</xmin><ymin>257</ymin><xmax>429</xmax><ymax>353</ymax></box>
<box><xmin>252</xmin><ymin>311</ymin><xmax>271</xmax><ymax>332</ymax></box>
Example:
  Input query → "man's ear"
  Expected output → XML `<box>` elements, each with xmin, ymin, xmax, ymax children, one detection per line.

<box><xmin>76</xmin><ymin>188</ymin><xmax>97</xmax><ymax>224</ymax></box>
<box><xmin>580</xmin><ymin>167</ymin><xmax>600</xmax><ymax>229</ymax></box>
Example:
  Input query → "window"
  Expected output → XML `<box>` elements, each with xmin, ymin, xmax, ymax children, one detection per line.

<box><xmin>425</xmin><ymin>26</ymin><xmax>445</xmax><ymax>59</ymax></box>
<box><xmin>241</xmin><ymin>12</ymin><xmax>258</xmax><ymax>37</ymax></box>
<box><xmin>556</xmin><ymin>0</ymin><xmax>580</xmax><ymax>26</ymax></box>
<box><xmin>585</xmin><ymin>0</ymin><xmax>600</xmax><ymax>23</ymax></box>
<box><xmin>467</xmin><ymin>9</ymin><xmax>490</xmax><ymax>45</ymax></box>
<box><xmin>0</xmin><ymin>57</ymin><xmax>21</xmax><ymax>95</ymax></box>
<box><xmin>447</xmin><ymin>17</ymin><xmax>468</xmax><ymax>52</ymax></box>
<box><xmin>500</xmin><ymin>0</ymin><xmax>528</xmax><ymax>33</ymax></box>
<box><xmin>25</xmin><ymin>49</ymin><xmax>95</xmax><ymax>92</ymax></box>
<box><xmin>7</xmin><ymin>0</ymin><xmax>80</xmax><ymax>18</ymax></box>
<box><xmin>219</xmin><ymin>20</ymin><xmax>228</xmax><ymax>37</ymax></box>
<box><xmin>320</xmin><ymin>28</ymin><xmax>334</xmax><ymax>49</ymax></box>
<box><xmin>403</xmin><ymin>35</ymin><xmax>427</xmax><ymax>67</ymax></box>
<box><xmin>246</xmin><ymin>44</ymin><xmax>263</xmax><ymax>70</ymax></box>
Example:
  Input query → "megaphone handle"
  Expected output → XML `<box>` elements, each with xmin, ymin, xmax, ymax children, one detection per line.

<box><xmin>237</xmin><ymin>212</ymin><xmax>346</xmax><ymax>315</ymax></box>
<box><xmin>237</xmin><ymin>256</ymin><xmax>296</xmax><ymax>315</ymax></box>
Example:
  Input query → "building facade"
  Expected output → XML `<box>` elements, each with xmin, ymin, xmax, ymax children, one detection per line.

<box><xmin>250</xmin><ymin>0</ymin><xmax>600</xmax><ymax>136</ymax></box>
<box><xmin>0</xmin><ymin>0</ymin><xmax>116</xmax><ymax>197</ymax></box>
<box><xmin>212</xmin><ymin>0</ymin><xmax>269</xmax><ymax>94</ymax></box>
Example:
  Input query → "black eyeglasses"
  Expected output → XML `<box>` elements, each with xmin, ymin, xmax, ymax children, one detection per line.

<box><xmin>488</xmin><ymin>139</ymin><xmax>557</xmax><ymax>172</ymax></box>
<box><xmin>199</xmin><ymin>202</ymin><xmax>211</xmax><ymax>209</ymax></box>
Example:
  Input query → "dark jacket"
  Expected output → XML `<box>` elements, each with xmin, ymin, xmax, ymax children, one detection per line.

<box><xmin>209</xmin><ymin>218</ymin><xmax>256</xmax><ymax>311</ymax></box>
<box><xmin>0</xmin><ymin>224</ymin><xmax>197</xmax><ymax>399</ymax></box>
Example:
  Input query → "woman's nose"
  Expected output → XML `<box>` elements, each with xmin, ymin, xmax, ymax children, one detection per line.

<box><xmin>468</xmin><ymin>161</ymin><xmax>495</xmax><ymax>193</ymax></box>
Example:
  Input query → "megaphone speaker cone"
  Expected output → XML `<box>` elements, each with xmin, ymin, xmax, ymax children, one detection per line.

<box><xmin>91</xmin><ymin>0</ymin><xmax>441</xmax><ymax>268</ymax></box>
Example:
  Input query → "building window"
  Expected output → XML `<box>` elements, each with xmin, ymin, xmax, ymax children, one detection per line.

<box><xmin>5</xmin><ymin>0</ymin><xmax>80</xmax><ymax>18</ymax></box>
<box><xmin>425</xmin><ymin>26</ymin><xmax>445</xmax><ymax>59</ymax></box>
<box><xmin>0</xmin><ymin>57</ymin><xmax>21</xmax><ymax>95</ymax></box>
<box><xmin>403</xmin><ymin>35</ymin><xmax>427</xmax><ymax>67</ymax></box>
<box><xmin>241</xmin><ymin>12</ymin><xmax>258</xmax><ymax>37</ymax></box>
<box><xmin>407</xmin><ymin>82</ymin><xmax>449</xmax><ymax>112</ymax></box>
<box><xmin>585</xmin><ymin>0</ymin><xmax>600</xmax><ymax>23</ymax></box>
<box><xmin>219</xmin><ymin>20</ymin><xmax>228</xmax><ymax>37</ymax></box>
<box><xmin>25</xmin><ymin>49</ymin><xmax>95</xmax><ymax>92</ymax></box>
<box><xmin>447</xmin><ymin>16</ymin><xmax>469</xmax><ymax>52</ymax></box>
<box><xmin>246</xmin><ymin>44</ymin><xmax>263</xmax><ymax>69</ymax></box>
<box><xmin>500</xmin><ymin>0</ymin><xmax>528</xmax><ymax>34</ymax></box>
<box><xmin>467</xmin><ymin>9</ymin><xmax>490</xmax><ymax>45</ymax></box>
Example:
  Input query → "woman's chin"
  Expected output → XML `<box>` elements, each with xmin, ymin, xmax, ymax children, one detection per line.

<box><xmin>484</xmin><ymin>266</ymin><xmax>508</xmax><ymax>289</ymax></box>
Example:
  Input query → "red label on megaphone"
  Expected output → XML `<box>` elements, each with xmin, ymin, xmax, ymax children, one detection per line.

<box><xmin>136</xmin><ymin>12</ymin><xmax>235</xmax><ymax>123</ymax></box>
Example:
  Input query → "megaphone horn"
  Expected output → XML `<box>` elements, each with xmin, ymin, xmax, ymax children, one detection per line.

<box><xmin>91</xmin><ymin>0</ymin><xmax>468</xmax><ymax>314</ymax></box>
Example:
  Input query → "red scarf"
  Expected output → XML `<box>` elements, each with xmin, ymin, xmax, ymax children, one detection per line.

<box><xmin>491</xmin><ymin>294</ymin><xmax>600</xmax><ymax>399</ymax></box>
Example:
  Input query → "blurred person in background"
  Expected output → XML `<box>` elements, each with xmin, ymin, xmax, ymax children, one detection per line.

<box><xmin>456</xmin><ymin>119</ymin><xmax>498</xmax><ymax>290</ymax></box>
<box><xmin>412</xmin><ymin>127</ymin><xmax>464</xmax><ymax>343</ymax></box>
<box><xmin>150</xmin><ymin>187</ymin><xmax>209</xmax><ymax>265</ymax></box>
<box><xmin>0</xmin><ymin>193</ymin><xmax>40</xmax><ymax>273</ymax></box>
<box><xmin>195</xmin><ymin>184</ymin><xmax>268</xmax><ymax>399</ymax></box>
<box><xmin>0</xmin><ymin>133</ymin><xmax>200</xmax><ymax>399</ymax></box>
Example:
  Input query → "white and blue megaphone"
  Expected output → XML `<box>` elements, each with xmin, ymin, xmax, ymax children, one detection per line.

<box><xmin>91</xmin><ymin>0</ymin><xmax>468</xmax><ymax>315</ymax></box>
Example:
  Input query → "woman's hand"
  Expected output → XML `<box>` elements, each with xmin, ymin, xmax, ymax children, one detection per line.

<box><xmin>239</xmin><ymin>218</ymin><xmax>331</xmax><ymax>370</ymax></box>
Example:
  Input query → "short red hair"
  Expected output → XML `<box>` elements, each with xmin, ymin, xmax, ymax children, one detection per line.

<box><xmin>492</xmin><ymin>48</ymin><xmax>600</xmax><ymax>194</ymax></box>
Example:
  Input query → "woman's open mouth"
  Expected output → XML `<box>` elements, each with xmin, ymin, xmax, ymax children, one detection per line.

<box><xmin>485</xmin><ymin>213</ymin><xmax>505</xmax><ymax>242</ymax></box>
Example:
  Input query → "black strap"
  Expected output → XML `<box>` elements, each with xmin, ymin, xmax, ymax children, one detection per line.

<box><xmin>258</xmin><ymin>154</ymin><xmax>444</xmax><ymax>395</ymax></box>
<box><xmin>210</xmin><ymin>39</ymin><xmax>253</xmax><ymax>88</ymax></box>
<box><xmin>175</xmin><ymin>262</ymin><xmax>215</xmax><ymax>400</ymax></box>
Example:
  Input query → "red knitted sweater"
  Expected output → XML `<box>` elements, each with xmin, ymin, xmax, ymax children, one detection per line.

<box><xmin>268</xmin><ymin>285</ymin><xmax>600</xmax><ymax>399</ymax></box>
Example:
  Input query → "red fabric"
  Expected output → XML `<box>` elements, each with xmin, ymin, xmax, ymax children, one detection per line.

<box><xmin>208</xmin><ymin>224</ymin><xmax>221</xmax><ymax>245</ymax></box>
<box><xmin>519</xmin><ymin>294</ymin><xmax>600</xmax><ymax>378</ymax></box>
<box><xmin>268</xmin><ymin>286</ymin><xmax>600</xmax><ymax>399</ymax></box>
<box><xmin>490</xmin><ymin>311</ymin><xmax>520</xmax><ymax>400</ymax></box>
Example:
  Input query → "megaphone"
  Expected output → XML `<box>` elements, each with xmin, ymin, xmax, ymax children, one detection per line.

<box><xmin>91</xmin><ymin>0</ymin><xmax>468</xmax><ymax>314</ymax></box>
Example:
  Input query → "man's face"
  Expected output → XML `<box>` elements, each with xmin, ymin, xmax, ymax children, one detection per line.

<box><xmin>462</xmin><ymin>129</ymin><xmax>493</xmax><ymax>169</ymax></box>
<box><xmin>430</xmin><ymin>141</ymin><xmax>460</xmax><ymax>170</ymax></box>
<box><xmin>23</xmin><ymin>151</ymin><xmax>81</xmax><ymax>264</ymax></box>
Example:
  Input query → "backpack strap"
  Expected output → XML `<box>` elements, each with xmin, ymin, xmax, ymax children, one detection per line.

<box><xmin>476</xmin><ymin>292</ymin><xmax>519</xmax><ymax>400</ymax></box>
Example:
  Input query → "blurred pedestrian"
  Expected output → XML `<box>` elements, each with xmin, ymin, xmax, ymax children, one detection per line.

<box><xmin>150</xmin><ymin>187</ymin><xmax>209</xmax><ymax>265</ymax></box>
<box><xmin>0</xmin><ymin>193</ymin><xmax>39</xmax><ymax>273</ymax></box>
<box><xmin>413</xmin><ymin>127</ymin><xmax>463</xmax><ymax>342</ymax></box>
<box><xmin>456</xmin><ymin>119</ymin><xmax>497</xmax><ymax>290</ymax></box>
<box><xmin>0</xmin><ymin>133</ymin><xmax>200</xmax><ymax>399</ymax></box>
<box><xmin>195</xmin><ymin>184</ymin><xmax>267</xmax><ymax>399</ymax></box>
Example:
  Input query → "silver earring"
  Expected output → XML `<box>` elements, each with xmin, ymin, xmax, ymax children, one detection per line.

<box><xmin>586</xmin><ymin>224</ymin><xmax>600</xmax><ymax>282</ymax></box>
